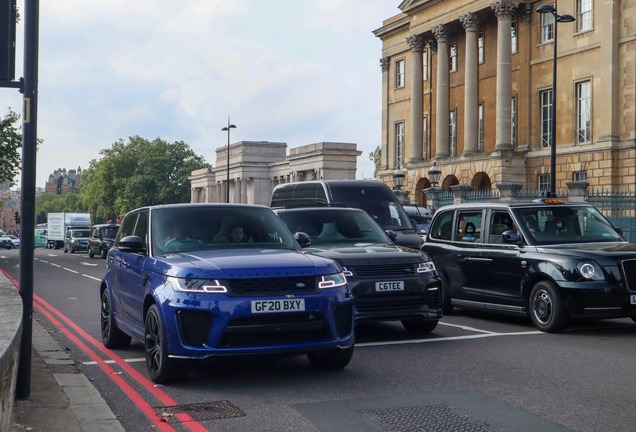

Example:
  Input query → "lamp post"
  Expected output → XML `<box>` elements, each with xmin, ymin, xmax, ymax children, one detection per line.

<box><xmin>393</xmin><ymin>168</ymin><xmax>405</xmax><ymax>190</ymax></box>
<box><xmin>536</xmin><ymin>4</ymin><xmax>575</xmax><ymax>197</ymax></box>
<box><xmin>221</xmin><ymin>119</ymin><xmax>237</xmax><ymax>203</ymax></box>
<box><xmin>428</xmin><ymin>161</ymin><xmax>441</xmax><ymax>187</ymax></box>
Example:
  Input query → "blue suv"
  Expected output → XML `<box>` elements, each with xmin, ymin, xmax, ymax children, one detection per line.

<box><xmin>100</xmin><ymin>204</ymin><xmax>355</xmax><ymax>383</ymax></box>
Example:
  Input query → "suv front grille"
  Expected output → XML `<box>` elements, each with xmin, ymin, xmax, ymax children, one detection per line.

<box><xmin>227</xmin><ymin>276</ymin><xmax>317</xmax><ymax>297</ymax></box>
<box><xmin>351</xmin><ymin>264</ymin><xmax>416</xmax><ymax>278</ymax></box>
<box><xmin>622</xmin><ymin>259</ymin><xmax>636</xmax><ymax>293</ymax></box>
<box><xmin>355</xmin><ymin>293</ymin><xmax>426</xmax><ymax>315</ymax></box>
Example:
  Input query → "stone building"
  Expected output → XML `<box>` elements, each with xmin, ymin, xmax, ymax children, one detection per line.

<box><xmin>189</xmin><ymin>141</ymin><xmax>362</xmax><ymax>205</ymax></box>
<box><xmin>374</xmin><ymin>0</ymin><xmax>635</xmax><ymax>205</ymax></box>
<box><xmin>44</xmin><ymin>167</ymin><xmax>82</xmax><ymax>195</ymax></box>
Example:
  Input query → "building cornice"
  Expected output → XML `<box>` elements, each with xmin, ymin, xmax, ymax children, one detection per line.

<box><xmin>373</xmin><ymin>15</ymin><xmax>410</xmax><ymax>39</ymax></box>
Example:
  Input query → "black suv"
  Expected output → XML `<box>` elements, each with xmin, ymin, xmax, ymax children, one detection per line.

<box><xmin>276</xmin><ymin>207</ymin><xmax>442</xmax><ymax>333</ymax></box>
<box><xmin>88</xmin><ymin>224</ymin><xmax>120</xmax><ymax>259</ymax></box>
<box><xmin>422</xmin><ymin>198</ymin><xmax>636</xmax><ymax>333</ymax></box>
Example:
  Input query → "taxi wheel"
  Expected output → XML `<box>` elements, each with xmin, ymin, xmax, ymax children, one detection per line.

<box><xmin>101</xmin><ymin>290</ymin><xmax>131</xmax><ymax>349</ymax></box>
<box><xmin>88</xmin><ymin>250</ymin><xmax>94</xmax><ymax>258</ymax></box>
<box><xmin>308</xmin><ymin>346</ymin><xmax>354</xmax><ymax>370</ymax></box>
<box><xmin>145</xmin><ymin>304</ymin><xmax>180</xmax><ymax>383</ymax></box>
<box><xmin>101</xmin><ymin>248</ymin><xmax>108</xmax><ymax>259</ymax></box>
<box><xmin>401</xmin><ymin>318</ymin><xmax>438</xmax><ymax>334</ymax></box>
<box><xmin>529</xmin><ymin>281</ymin><xmax>567</xmax><ymax>333</ymax></box>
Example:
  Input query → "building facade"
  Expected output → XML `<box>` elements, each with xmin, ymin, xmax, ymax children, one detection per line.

<box><xmin>189</xmin><ymin>141</ymin><xmax>362</xmax><ymax>205</ymax></box>
<box><xmin>44</xmin><ymin>167</ymin><xmax>82</xmax><ymax>195</ymax></box>
<box><xmin>374</xmin><ymin>0</ymin><xmax>635</xmax><ymax>205</ymax></box>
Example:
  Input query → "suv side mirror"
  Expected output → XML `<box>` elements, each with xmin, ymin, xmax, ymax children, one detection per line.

<box><xmin>502</xmin><ymin>230</ymin><xmax>522</xmax><ymax>245</ymax></box>
<box><xmin>293</xmin><ymin>232</ymin><xmax>311</xmax><ymax>248</ymax></box>
<box><xmin>385</xmin><ymin>230</ymin><xmax>398</xmax><ymax>243</ymax></box>
<box><xmin>614</xmin><ymin>226</ymin><xmax>623</xmax><ymax>236</ymax></box>
<box><xmin>118</xmin><ymin>235</ymin><xmax>145</xmax><ymax>253</ymax></box>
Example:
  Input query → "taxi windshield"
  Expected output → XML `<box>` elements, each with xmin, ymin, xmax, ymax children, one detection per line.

<box><xmin>515</xmin><ymin>206</ymin><xmax>624</xmax><ymax>244</ymax></box>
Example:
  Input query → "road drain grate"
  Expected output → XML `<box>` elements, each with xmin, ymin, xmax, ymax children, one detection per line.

<box><xmin>361</xmin><ymin>404</ymin><xmax>493</xmax><ymax>432</ymax></box>
<box><xmin>155</xmin><ymin>401</ymin><xmax>246</xmax><ymax>421</ymax></box>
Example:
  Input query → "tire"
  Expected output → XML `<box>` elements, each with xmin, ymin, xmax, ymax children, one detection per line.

<box><xmin>10</xmin><ymin>243</ymin><xmax>15</xmax><ymax>249</ymax></box>
<box><xmin>101</xmin><ymin>290</ymin><xmax>131</xmax><ymax>349</ymax></box>
<box><xmin>401</xmin><ymin>318</ymin><xmax>439</xmax><ymax>334</ymax></box>
<box><xmin>308</xmin><ymin>346</ymin><xmax>354</xmax><ymax>370</ymax></box>
<box><xmin>145</xmin><ymin>304</ymin><xmax>180</xmax><ymax>383</ymax></box>
<box><xmin>88</xmin><ymin>250</ymin><xmax>94</xmax><ymax>258</ymax></box>
<box><xmin>441</xmin><ymin>280</ymin><xmax>453</xmax><ymax>315</ymax></box>
<box><xmin>529</xmin><ymin>281</ymin><xmax>568</xmax><ymax>333</ymax></box>
<box><xmin>70</xmin><ymin>246</ymin><xmax>75</xmax><ymax>254</ymax></box>
<box><xmin>101</xmin><ymin>248</ymin><xmax>108</xmax><ymax>259</ymax></box>
<box><xmin>63</xmin><ymin>245</ymin><xmax>68</xmax><ymax>253</ymax></box>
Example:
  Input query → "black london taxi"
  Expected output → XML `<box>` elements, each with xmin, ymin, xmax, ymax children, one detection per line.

<box><xmin>422</xmin><ymin>198</ymin><xmax>636</xmax><ymax>333</ymax></box>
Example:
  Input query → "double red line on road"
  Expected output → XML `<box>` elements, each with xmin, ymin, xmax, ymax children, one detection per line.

<box><xmin>1</xmin><ymin>268</ymin><xmax>208</xmax><ymax>432</ymax></box>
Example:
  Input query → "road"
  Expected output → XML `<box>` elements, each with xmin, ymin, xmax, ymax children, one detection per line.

<box><xmin>2</xmin><ymin>248</ymin><xmax>636</xmax><ymax>432</ymax></box>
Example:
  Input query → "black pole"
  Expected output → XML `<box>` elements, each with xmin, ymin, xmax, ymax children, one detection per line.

<box><xmin>16</xmin><ymin>0</ymin><xmax>39</xmax><ymax>400</ymax></box>
<box><xmin>226</xmin><ymin>121</ymin><xmax>230</xmax><ymax>203</ymax></box>
<box><xmin>550</xmin><ymin>12</ymin><xmax>557</xmax><ymax>198</ymax></box>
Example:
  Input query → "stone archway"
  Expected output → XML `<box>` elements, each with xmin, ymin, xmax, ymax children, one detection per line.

<box><xmin>415</xmin><ymin>177</ymin><xmax>431</xmax><ymax>206</ymax></box>
<box><xmin>471</xmin><ymin>172</ymin><xmax>492</xmax><ymax>191</ymax></box>
<box><xmin>442</xmin><ymin>174</ymin><xmax>459</xmax><ymax>192</ymax></box>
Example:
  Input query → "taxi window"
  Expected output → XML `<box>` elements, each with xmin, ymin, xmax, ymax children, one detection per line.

<box><xmin>455</xmin><ymin>212</ymin><xmax>482</xmax><ymax>242</ymax></box>
<box><xmin>489</xmin><ymin>211</ymin><xmax>517</xmax><ymax>244</ymax></box>
<box><xmin>429</xmin><ymin>210</ymin><xmax>454</xmax><ymax>240</ymax></box>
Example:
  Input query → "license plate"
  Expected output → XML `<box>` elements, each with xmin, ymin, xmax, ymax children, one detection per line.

<box><xmin>375</xmin><ymin>281</ymin><xmax>404</xmax><ymax>292</ymax></box>
<box><xmin>251</xmin><ymin>299</ymin><xmax>305</xmax><ymax>313</ymax></box>
<box><xmin>631</xmin><ymin>295</ymin><xmax>636</xmax><ymax>305</ymax></box>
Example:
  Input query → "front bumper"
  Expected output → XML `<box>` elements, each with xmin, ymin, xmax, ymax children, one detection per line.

<box><xmin>159</xmin><ymin>285</ymin><xmax>355</xmax><ymax>359</ymax></box>
<box><xmin>557</xmin><ymin>281</ymin><xmax>636</xmax><ymax>318</ymax></box>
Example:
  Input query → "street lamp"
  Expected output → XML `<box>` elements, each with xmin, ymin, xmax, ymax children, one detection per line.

<box><xmin>428</xmin><ymin>161</ymin><xmax>441</xmax><ymax>187</ymax></box>
<box><xmin>536</xmin><ymin>4</ymin><xmax>575</xmax><ymax>197</ymax></box>
<box><xmin>221</xmin><ymin>119</ymin><xmax>237</xmax><ymax>203</ymax></box>
<box><xmin>393</xmin><ymin>168</ymin><xmax>405</xmax><ymax>190</ymax></box>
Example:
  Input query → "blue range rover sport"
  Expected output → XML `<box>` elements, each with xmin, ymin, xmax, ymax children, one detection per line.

<box><xmin>100</xmin><ymin>204</ymin><xmax>354</xmax><ymax>383</ymax></box>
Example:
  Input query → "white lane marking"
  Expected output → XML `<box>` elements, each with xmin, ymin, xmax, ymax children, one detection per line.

<box><xmin>34</xmin><ymin>258</ymin><xmax>39</xmax><ymax>260</ymax></box>
<box><xmin>83</xmin><ymin>274</ymin><xmax>102</xmax><ymax>281</ymax></box>
<box><xmin>80</xmin><ymin>262</ymin><xmax>98</xmax><ymax>266</ymax></box>
<box><xmin>68</xmin><ymin>298</ymin><xmax>77</xmax><ymax>300</ymax></box>
<box><xmin>83</xmin><ymin>358</ymin><xmax>146</xmax><ymax>366</ymax></box>
<box><xmin>356</xmin><ymin>331</ymin><xmax>543</xmax><ymax>347</ymax></box>
<box><xmin>50</xmin><ymin>263</ymin><xmax>61</xmax><ymax>268</ymax></box>
<box><xmin>40</xmin><ymin>260</ymin><xmax>49</xmax><ymax>263</ymax></box>
<box><xmin>438</xmin><ymin>322</ymin><xmax>497</xmax><ymax>334</ymax></box>
<box><xmin>47</xmin><ymin>254</ymin><xmax>59</xmax><ymax>257</ymax></box>
<box><xmin>0</xmin><ymin>256</ymin><xmax>6</xmax><ymax>259</ymax></box>
<box><xmin>63</xmin><ymin>267</ymin><xmax>79</xmax><ymax>274</ymax></box>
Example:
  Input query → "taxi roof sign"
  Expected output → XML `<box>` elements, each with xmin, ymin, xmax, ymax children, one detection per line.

<box><xmin>534</xmin><ymin>198</ymin><xmax>564</xmax><ymax>204</ymax></box>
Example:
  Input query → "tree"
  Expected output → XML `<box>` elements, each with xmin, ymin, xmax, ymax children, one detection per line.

<box><xmin>35</xmin><ymin>190</ymin><xmax>87</xmax><ymax>218</ymax></box>
<box><xmin>0</xmin><ymin>110</ymin><xmax>22</xmax><ymax>186</ymax></box>
<box><xmin>369</xmin><ymin>145</ymin><xmax>381</xmax><ymax>179</ymax></box>
<box><xmin>80</xmin><ymin>136</ymin><xmax>209</xmax><ymax>219</ymax></box>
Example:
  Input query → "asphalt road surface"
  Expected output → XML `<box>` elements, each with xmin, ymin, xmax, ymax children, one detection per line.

<box><xmin>2</xmin><ymin>248</ymin><xmax>636</xmax><ymax>432</ymax></box>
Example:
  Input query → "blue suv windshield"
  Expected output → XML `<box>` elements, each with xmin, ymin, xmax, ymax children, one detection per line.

<box><xmin>151</xmin><ymin>206</ymin><xmax>298</xmax><ymax>255</ymax></box>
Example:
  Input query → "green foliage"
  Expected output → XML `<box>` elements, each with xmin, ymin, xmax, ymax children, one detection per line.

<box><xmin>0</xmin><ymin>110</ymin><xmax>22</xmax><ymax>186</ymax></box>
<box><xmin>80</xmin><ymin>136</ymin><xmax>209</xmax><ymax>219</ymax></box>
<box><xmin>369</xmin><ymin>145</ymin><xmax>381</xmax><ymax>179</ymax></box>
<box><xmin>35</xmin><ymin>190</ymin><xmax>86</xmax><ymax>216</ymax></box>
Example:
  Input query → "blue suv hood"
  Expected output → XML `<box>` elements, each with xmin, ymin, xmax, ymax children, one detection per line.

<box><xmin>154</xmin><ymin>249</ymin><xmax>342</xmax><ymax>279</ymax></box>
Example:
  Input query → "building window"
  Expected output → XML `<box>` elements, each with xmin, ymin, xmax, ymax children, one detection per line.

<box><xmin>395</xmin><ymin>122</ymin><xmax>404</xmax><ymax>167</ymax></box>
<box><xmin>578</xmin><ymin>0</ymin><xmax>593</xmax><ymax>32</ymax></box>
<box><xmin>540</xmin><ymin>89</ymin><xmax>553</xmax><ymax>148</ymax></box>
<box><xmin>573</xmin><ymin>171</ymin><xmax>587</xmax><ymax>182</ymax></box>
<box><xmin>511</xmin><ymin>96</ymin><xmax>517</xmax><ymax>149</ymax></box>
<box><xmin>450</xmin><ymin>111</ymin><xmax>457</xmax><ymax>157</ymax></box>
<box><xmin>423</xmin><ymin>50</ymin><xmax>428</xmax><ymax>81</ymax></box>
<box><xmin>478</xmin><ymin>104</ymin><xmax>484</xmax><ymax>152</ymax></box>
<box><xmin>450</xmin><ymin>41</ymin><xmax>457</xmax><ymax>72</ymax></box>
<box><xmin>577</xmin><ymin>81</ymin><xmax>591</xmax><ymax>144</ymax></box>
<box><xmin>478</xmin><ymin>32</ymin><xmax>485</xmax><ymax>63</ymax></box>
<box><xmin>511</xmin><ymin>21</ymin><xmax>518</xmax><ymax>53</ymax></box>
<box><xmin>538</xmin><ymin>174</ymin><xmax>551</xmax><ymax>192</ymax></box>
<box><xmin>395</xmin><ymin>59</ymin><xmax>405</xmax><ymax>88</ymax></box>
<box><xmin>423</xmin><ymin>116</ymin><xmax>427</xmax><ymax>158</ymax></box>
<box><xmin>541</xmin><ymin>12</ymin><xmax>554</xmax><ymax>43</ymax></box>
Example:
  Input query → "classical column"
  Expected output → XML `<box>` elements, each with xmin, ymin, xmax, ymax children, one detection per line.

<box><xmin>433</xmin><ymin>24</ymin><xmax>451</xmax><ymax>158</ymax></box>
<box><xmin>234</xmin><ymin>178</ymin><xmax>240</xmax><ymax>203</ymax></box>
<box><xmin>407</xmin><ymin>34</ymin><xmax>427</xmax><ymax>163</ymax></box>
<box><xmin>190</xmin><ymin>187</ymin><xmax>197</xmax><ymax>203</ymax></box>
<box><xmin>380</xmin><ymin>57</ymin><xmax>390</xmax><ymax>169</ymax></box>
<box><xmin>240</xmin><ymin>178</ymin><xmax>248</xmax><ymax>204</ymax></box>
<box><xmin>460</xmin><ymin>12</ymin><xmax>482</xmax><ymax>156</ymax></box>
<box><xmin>598</xmin><ymin>0</ymin><xmax>619</xmax><ymax>143</ymax></box>
<box><xmin>491</xmin><ymin>0</ymin><xmax>518</xmax><ymax>151</ymax></box>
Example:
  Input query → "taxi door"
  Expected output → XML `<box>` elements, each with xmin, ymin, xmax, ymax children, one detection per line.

<box><xmin>447</xmin><ymin>210</ymin><xmax>486</xmax><ymax>302</ymax></box>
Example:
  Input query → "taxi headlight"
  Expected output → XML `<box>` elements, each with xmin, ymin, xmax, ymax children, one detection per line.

<box><xmin>167</xmin><ymin>276</ymin><xmax>227</xmax><ymax>293</ymax></box>
<box><xmin>318</xmin><ymin>273</ymin><xmax>347</xmax><ymax>289</ymax></box>
<box><xmin>417</xmin><ymin>262</ymin><xmax>436</xmax><ymax>274</ymax></box>
<box><xmin>577</xmin><ymin>262</ymin><xmax>604</xmax><ymax>281</ymax></box>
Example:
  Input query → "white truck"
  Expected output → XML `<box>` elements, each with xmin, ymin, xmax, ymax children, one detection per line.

<box><xmin>47</xmin><ymin>213</ymin><xmax>91</xmax><ymax>249</ymax></box>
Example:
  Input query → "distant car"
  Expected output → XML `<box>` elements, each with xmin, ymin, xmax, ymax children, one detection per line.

<box><xmin>8</xmin><ymin>235</ymin><xmax>20</xmax><ymax>248</ymax></box>
<box><xmin>88</xmin><ymin>224</ymin><xmax>120</xmax><ymax>259</ymax></box>
<box><xmin>64</xmin><ymin>228</ymin><xmax>91</xmax><ymax>253</ymax></box>
<box><xmin>403</xmin><ymin>205</ymin><xmax>432</xmax><ymax>238</ymax></box>
<box><xmin>0</xmin><ymin>235</ymin><xmax>13</xmax><ymax>250</ymax></box>
<box><xmin>101</xmin><ymin>204</ymin><xmax>355</xmax><ymax>383</ymax></box>
<box><xmin>275</xmin><ymin>207</ymin><xmax>442</xmax><ymax>333</ymax></box>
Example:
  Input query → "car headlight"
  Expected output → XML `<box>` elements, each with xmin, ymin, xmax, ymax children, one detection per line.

<box><xmin>417</xmin><ymin>262</ymin><xmax>436</xmax><ymax>273</ymax></box>
<box><xmin>577</xmin><ymin>262</ymin><xmax>604</xmax><ymax>281</ymax></box>
<box><xmin>341</xmin><ymin>267</ymin><xmax>353</xmax><ymax>277</ymax></box>
<box><xmin>167</xmin><ymin>276</ymin><xmax>227</xmax><ymax>293</ymax></box>
<box><xmin>318</xmin><ymin>273</ymin><xmax>347</xmax><ymax>289</ymax></box>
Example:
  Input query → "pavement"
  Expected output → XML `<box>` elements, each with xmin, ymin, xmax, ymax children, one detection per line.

<box><xmin>10</xmin><ymin>306</ymin><xmax>125</xmax><ymax>432</ymax></box>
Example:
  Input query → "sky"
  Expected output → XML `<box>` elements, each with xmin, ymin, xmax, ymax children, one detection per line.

<box><xmin>1</xmin><ymin>0</ymin><xmax>403</xmax><ymax>189</ymax></box>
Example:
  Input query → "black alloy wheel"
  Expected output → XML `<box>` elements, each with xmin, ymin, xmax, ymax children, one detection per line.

<box><xmin>101</xmin><ymin>247</ymin><xmax>108</xmax><ymax>259</ymax></box>
<box><xmin>529</xmin><ymin>281</ymin><xmax>567</xmax><ymax>333</ymax></box>
<box><xmin>100</xmin><ymin>290</ymin><xmax>131</xmax><ymax>349</ymax></box>
<box><xmin>88</xmin><ymin>249</ymin><xmax>94</xmax><ymax>258</ymax></box>
<box><xmin>307</xmin><ymin>346</ymin><xmax>354</xmax><ymax>370</ymax></box>
<box><xmin>145</xmin><ymin>304</ymin><xmax>180</xmax><ymax>383</ymax></box>
<box><xmin>401</xmin><ymin>318</ymin><xmax>438</xmax><ymax>334</ymax></box>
